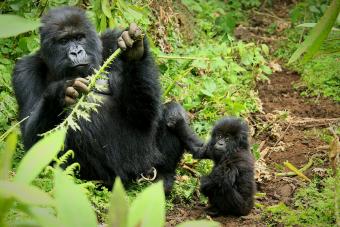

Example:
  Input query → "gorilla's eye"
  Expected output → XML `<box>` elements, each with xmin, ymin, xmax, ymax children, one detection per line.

<box><xmin>76</xmin><ymin>34</ymin><xmax>85</xmax><ymax>41</ymax></box>
<box><xmin>59</xmin><ymin>38</ymin><xmax>68</xmax><ymax>45</ymax></box>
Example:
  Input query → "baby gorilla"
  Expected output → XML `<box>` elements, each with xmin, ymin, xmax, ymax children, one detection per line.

<box><xmin>193</xmin><ymin>117</ymin><xmax>256</xmax><ymax>216</ymax></box>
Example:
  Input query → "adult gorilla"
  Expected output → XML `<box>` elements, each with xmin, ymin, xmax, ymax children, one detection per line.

<box><xmin>12</xmin><ymin>7</ymin><xmax>202</xmax><ymax>192</ymax></box>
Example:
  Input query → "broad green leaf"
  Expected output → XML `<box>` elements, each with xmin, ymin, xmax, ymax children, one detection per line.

<box><xmin>14</xmin><ymin>128</ymin><xmax>66</xmax><ymax>184</ymax></box>
<box><xmin>0</xmin><ymin>181</ymin><xmax>53</xmax><ymax>206</ymax></box>
<box><xmin>0</xmin><ymin>132</ymin><xmax>17</xmax><ymax>180</ymax></box>
<box><xmin>54</xmin><ymin>168</ymin><xmax>97</xmax><ymax>227</ymax></box>
<box><xmin>100</xmin><ymin>14</ymin><xmax>107</xmax><ymax>33</ymax></box>
<box><xmin>127</xmin><ymin>182</ymin><xmax>165</xmax><ymax>227</ymax></box>
<box><xmin>192</xmin><ymin>59</ymin><xmax>208</xmax><ymax>70</ymax></box>
<box><xmin>18</xmin><ymin>205</ymin><xmax>61</xmax><ymax>227</ymax></box>
<box><xmin>288</xmin><ymin>0</ymin><xmax>340</xmax><ymax>64</ymax></box>
<box><xmin>229</xmin><ymin>62</ymin><xmax>246</xmax><ymax>73</ymax></box>
<box><xmin>176</xmin><ymin>220</ymin><xmax>221</xmax><ymax>227</ymax></box>
<box><xmin>107</xmin><ymin>178</ymin><xmax>129</xmax><ymax>227</ymax></box>
<box><xmin>261</xmin><ymin>65</ymin><xmax>272</xmax><ymax>75</ymax></box>
<box><xmin>0</xmin><ymin>15</ymin><xmax>40</xmax><ymax>38</ymax></box>
<box><xmin>201</xmin><ymin>79</ymin><xmax>217</xmax><ymax>97</ymax></box>
<box><xmin>101</xmin><ymin>0</ymin><xmax>113</xmax><ymax>19</ymax></box>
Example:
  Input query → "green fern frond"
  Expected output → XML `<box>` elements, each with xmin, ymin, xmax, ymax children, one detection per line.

<box><xmin>55</xmin><ymin>150</ymin><xmax>75</xmax><ymax>167</ymax></box>
<box><xmin>65</xmin><ymin>163</ymin><xmax>81</xmax><ymax>176</ymax></box>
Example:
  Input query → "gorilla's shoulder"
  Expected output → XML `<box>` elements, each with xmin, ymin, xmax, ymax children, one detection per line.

<box><xmin>13</xmin><ymin>52</ymin><xmax>46</xmax><ymax>76</ymax></box>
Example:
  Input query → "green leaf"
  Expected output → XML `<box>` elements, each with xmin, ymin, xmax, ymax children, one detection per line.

<box><xmin>261</xmin><ymin>44</ymin><xmax>269</xmax><ymax>56</ymax></box>
<box><xmin>14</xmin><ymin>128</ymin><xmax>66</xmax><ymax>184</ymax></box>
<box><xmin>0</xmin><ymin>132</ymin><xmax>17</xmax><ymax>180</ymax></box>
<box><xmin>18</xmin><ymin>205</ymin><xmax>62</xmax><ymax>227</ymax></box>
<box><xmin>176</xmin><ymin>220</ymin><xmax>221</xmax><ymax>227</ymax></box>
<box><xmin>201</xmin><ymin>79</ymin><xmax>217</xmax><ymax>97</ymax></box>
<box><xmin>127</xmin><ymin>181</ymin><xmax>165</xmax><ymax>227</ymax></box>
<box><xmin>288</xmin><ymin>0</ymin><xmax>340</xmax><ymax>64</ymax></box>
<box><xmin>101</xmin><ymin>0</ymin><xmax>113</xmax><ymax>19</ymax></box>
<box><xmin>54</xmin><ymin>168</ymin><xmax>97</xmax><ymax>227</ymax></box>
<box><xmin>100</xmin><ymin>14</ymin><xmax>107</xmax><ymax>33</ymax></box>
<box><xmin>107</xmin><ymin>178</ymin><xmax>129</xmax><ymax>227</ymax></box>
<box><xmin>0</xmin><ymin>15</ymin><xmax>40</xmax><ymax>38</ymax></box>
<box><xmin>0</xmin><ymin>181</ymin><xmax>53</xmax><ymax>206</ymax></box>
<box><xmin>261</xmin><ymin>65</ymin><xmax>272</xmax><ymax>75</ymax></box>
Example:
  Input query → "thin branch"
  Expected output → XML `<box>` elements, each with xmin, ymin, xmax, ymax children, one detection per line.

<box><xmin>273</xmin><ymin>122</ymin><xmax>291</xmax><ymax>147</ymax></box>
<box><xmin>276</xmin><ymin>157</ymin><xmax>314</xmax><ymax>177</ymax></box>
<box><xmin>158</xmin><ymin>55</ymin><xmax>210</xmax><ymax>61</ymax></box>
<box><xmin>283</xmin><ymin>161</ymin><xmax>311</xmax><ymax>182</ymax></box>
<box><xmin>163</xmin><ymin>67</ymin><xmax>193</xmax><ymax>97</ymax></box>
<box><xmin>0</xmin><ymin>116</ymin><xmax>29</xmax><ymax>141</ymax></box>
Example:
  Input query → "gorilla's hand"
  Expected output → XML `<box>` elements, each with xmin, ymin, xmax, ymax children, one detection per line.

<box><xmin>64</xmin><ymin>78</ymin><xmax>89</xmax><ymax>106</ymax></box>
<box><xmin>118</xmin><ymin>23</ymin><xmax>144</xmax><ymax>61</ymax></box>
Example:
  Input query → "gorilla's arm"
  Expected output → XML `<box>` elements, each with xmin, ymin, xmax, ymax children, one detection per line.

<box><xmin>12</xmin><ymin>55</ymin><xmax>66</xmax><ymax>149</ymax></box>
<box><xmin>101</xmin><ymin>29</ymin><xmax>161</xmax><ymax>129</ymax></box>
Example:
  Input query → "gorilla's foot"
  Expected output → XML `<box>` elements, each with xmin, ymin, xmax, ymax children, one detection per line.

<box><xmin>205</xmin><ymin>206</ymin><xmax>221</xmax><ymax>217</ymax></box>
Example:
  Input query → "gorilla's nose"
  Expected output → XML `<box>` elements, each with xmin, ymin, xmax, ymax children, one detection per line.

<box><xmin>68</xmin><ymin>45</ymin><xmax>87</xmax><ymax>65</ymax></box>
<box><xmin>71</xmin><ymin>48</ymin><xmax>83</xmax><ymax>56</ymax></box>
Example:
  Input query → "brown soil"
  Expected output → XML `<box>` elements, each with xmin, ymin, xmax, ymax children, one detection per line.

<box><xmin>259</xmin><ymin>71</ymin><xmax>340</xmax><ymax>118</ymax></box>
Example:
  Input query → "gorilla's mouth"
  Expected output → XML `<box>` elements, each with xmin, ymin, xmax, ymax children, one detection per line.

<box><xmin>72</xmin><ymin>62</ymin><xmax>90</xmax><ymax>68</ymax></box>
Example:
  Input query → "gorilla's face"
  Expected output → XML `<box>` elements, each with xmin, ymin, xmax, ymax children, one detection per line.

<box><xmin>40</xmin><ymin>7</ymin><xmax>102</xmax><ymax>79</ymax></box>
<box><xmin>204</xmin><ymin>117</ymin><xmax>249</xmax><ymax>162</ymax></box>
<box><xmin>204</xmin><ymin>133</ymin><xmax>238</xmax><ymax>161</ymax></box>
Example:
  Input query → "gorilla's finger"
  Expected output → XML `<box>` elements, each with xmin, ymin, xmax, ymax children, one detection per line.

<box><xmin>73</xmin><ymin>80</ymin><xmax>89</xmax><ymax>94</ymax></box>
<box><xmin>122</xmin><ymin>31</ymin><xmax>134</xmax><ymax>48</ymax></box>
<box><xmin>128</xmin><ymin>23</ymin><xmax>138</xmax><ymax>37</ymax></box>
<box><xmin>76</xmin><ymin>77</ymin><xmax>89</xmax><ymax>85</ymax></box>
<box><xmin>65</xmin><ymin>96</ymin><xmax>76</xmax><ymax>106</ymax></box>
<box><xmin>66</xmin><ymin>86</ymin><xmax>79</xmax><ymax>98</ymax></box>
<box><xmin>134</xmin><ymin>27</ymin><xmax>142</xmax><ymax>40</ymax></box>
<box><xmin>118</xmin><ymin>36</ymin><xmax>127</xmax><ymax>51</ymax></box>
<box><xmin>129</xmin><ymin>23</ymin><xmax>142</xmax><ymax>40</ymax></box>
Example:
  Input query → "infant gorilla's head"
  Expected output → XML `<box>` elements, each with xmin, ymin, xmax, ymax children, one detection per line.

<box><xmin>204</xmin><ymin>117</ymin><xmax>249</xmax><ymax>161</ymax></box>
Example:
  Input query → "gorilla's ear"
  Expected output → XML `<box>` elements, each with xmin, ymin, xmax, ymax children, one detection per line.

<box><xmin>238</xmin><ymin>133</ymin><xmax>249</xmax><ymax>150</ymax></box>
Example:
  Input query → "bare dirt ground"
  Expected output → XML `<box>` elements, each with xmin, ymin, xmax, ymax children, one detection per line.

<box><xmin>166</xmin><ymin>1</ymin><xmax>340</xmax><ymax>226</ymax></box>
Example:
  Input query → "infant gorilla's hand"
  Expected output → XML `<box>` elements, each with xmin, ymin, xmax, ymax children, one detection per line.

<box><xmin>118</xmin><ymin>23</ymin><xmax>144</xmax><ymax>61</ymax></box>
<box><xmin>64</xmin><ymin>77</ymin><xmax>89</xmax><ymax>106</ymax></box>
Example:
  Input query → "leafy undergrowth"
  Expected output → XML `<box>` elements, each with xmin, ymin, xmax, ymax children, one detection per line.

<box><xmin>264</xmin><ymin>174</ymin><xmax>338</xmax><ymax>226</ymax></box>
<box><xmin>274</xmin><ymin>0</ymin><xmax>340</xmax><ymax>102</ymax></box>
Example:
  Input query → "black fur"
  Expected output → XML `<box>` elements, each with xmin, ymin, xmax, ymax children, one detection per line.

<box><xmin>12</xmin><ymin>7</ymin><xmax>197</xmax><ymax>192</ymax></box>
<box><xmin>194</xmin><ymin>117</ymin><xmax>255</xmax><ymax>216</ymax></box>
